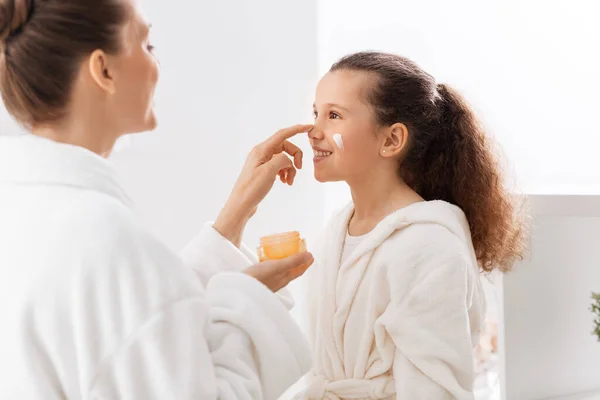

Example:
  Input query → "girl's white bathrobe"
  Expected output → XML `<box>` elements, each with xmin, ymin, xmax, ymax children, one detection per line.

<box><xmin>295</xmin><ymin>201</ymin><xmax>485</xmax><ymax>400</ymax></box>
<box><xmin>0</xmin><ymin>135</ymin><xmax>311</xmax><ymax>400</ymax></box>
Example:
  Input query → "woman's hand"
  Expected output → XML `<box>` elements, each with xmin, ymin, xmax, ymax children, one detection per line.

<box><xmin>244</xmin><ymin>252</ymin><xmax>314</xmax><ymax>292</ymax></box>
<box><xmin>214</xmin><ymin>124</ymin><xmax>313</xmax><ymax>246</ymax></box>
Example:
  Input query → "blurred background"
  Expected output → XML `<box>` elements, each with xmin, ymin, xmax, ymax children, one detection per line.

<box><xmin>2</xmin><ymin>0</ymin><xmax>599</xmax><ymax>399</ymax></box>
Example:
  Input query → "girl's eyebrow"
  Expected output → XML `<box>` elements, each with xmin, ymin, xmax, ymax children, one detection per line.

<box><xmin>313</xmin><ymin>103</ymin><xmax>351</xmax><ymax>113</ymax></box>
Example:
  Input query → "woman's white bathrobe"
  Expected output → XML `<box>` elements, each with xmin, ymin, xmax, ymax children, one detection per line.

<box><xmin>295</xmin><ymin>202</ymin><xmax>485</xmax><ymax>399</ymax></box>
<box><xmin>0</xmin><ymin>135</ymin><xmax>311</xmax><ymax>400</ymax></box>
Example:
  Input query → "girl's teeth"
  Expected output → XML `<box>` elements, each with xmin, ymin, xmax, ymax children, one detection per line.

<box><xmin>314</xmin><ymin>150</ymin><xmax>333</xmax><ymax>157</ymax></box>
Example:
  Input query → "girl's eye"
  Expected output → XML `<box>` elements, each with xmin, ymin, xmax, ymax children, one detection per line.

<box><xmin>313</xmin><ymin>111</ymin><xmax>318</xmax><ymax>119</ymax></box>
<box><xmin>330</xmin><ymin>112</ymin><xmax>340</xmax><ymax>119</ymax></box>
<box><xmin>147</xmin><ymin>44</ymin><xmax>155</xmax><ymax>52</ymax></box>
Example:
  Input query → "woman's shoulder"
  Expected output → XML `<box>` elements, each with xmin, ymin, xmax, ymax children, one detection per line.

<box><xmin>54</xmin><ymin>190</ymin><xmax>140</xmax><ymax>245</ymax></box>
<box><xmin>51</xmin><ymin>190</ymin><xmax>178</xmax><ymax>271</ymax></box>
<box><xmin>49</xmin><ymin>188</ymin><xmax>198</xmax><ymax>294</ymax></box>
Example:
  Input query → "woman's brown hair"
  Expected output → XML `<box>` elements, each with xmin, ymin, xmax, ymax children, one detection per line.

<box><xmin>0</xmin><ymin>0</ymin><xmax>128</xmax><ymax>126</ymax></box>
<box><xmin>332</xmin><ymin>52</ymin><xmax>527</xmax><ymax>272</ymax></box>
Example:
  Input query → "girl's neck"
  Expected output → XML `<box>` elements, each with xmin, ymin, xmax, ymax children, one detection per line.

<box><xmin>347</xmin><ymin>169</ymin><xmax>423</xmax><ymax>236</ymax></box>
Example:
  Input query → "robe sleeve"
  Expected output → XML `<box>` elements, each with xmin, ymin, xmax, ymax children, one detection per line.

<box><xmin>88</xmin><ymin>262</ymin><xmax>311</xmax><ymax>400</ymax></box>
<box><xmin>379</xmin><ymin>249</ymin><xmax>476</xmax><ymax>400</ymax></box>
<box><xmin>180</xmin><ymin>222</ymin><xmax>256</xmax><ymax>286</ymax></box>
<box><xmin>181</xmin><ymin>223</ymin><xmax>295</xmax><ymax>310</ymax></box>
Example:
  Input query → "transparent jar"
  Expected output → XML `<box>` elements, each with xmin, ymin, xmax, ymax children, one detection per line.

<box><xmin>257</xmin><ymin>231</ymin><xmax>307</xmax><ymax>262</ymax></box>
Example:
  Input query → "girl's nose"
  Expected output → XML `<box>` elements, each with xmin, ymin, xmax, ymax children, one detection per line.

<box><xmin>308</xmin><ymin>124</ymin><xmax>325</xmax><ymax>140</ymax></box>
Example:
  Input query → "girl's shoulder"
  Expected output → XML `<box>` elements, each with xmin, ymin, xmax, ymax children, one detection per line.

<box><xmin>390</xmin><ymin>221</ymin><xmax>465</xmax><ymax>251</ymax></box>
<box><xmin>381</xmin><ymin>222</ymin><xmax>475</xmax><ymax>272</ymax></box>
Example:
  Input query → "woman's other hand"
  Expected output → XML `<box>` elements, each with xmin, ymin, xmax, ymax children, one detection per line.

<box><xmin>244</xmin><ymin>252</ymin><xmax>314</xmax><ymax>292</ymax></box>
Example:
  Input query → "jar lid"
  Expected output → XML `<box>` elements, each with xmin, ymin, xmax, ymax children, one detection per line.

<box><xmin>259</xmin><ymin>231</ymin><xmax>300</xmax><ymax>245</ymax></box>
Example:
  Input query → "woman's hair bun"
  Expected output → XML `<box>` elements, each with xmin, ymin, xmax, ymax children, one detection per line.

<box><xmin>0</xmin><ymin>0</ymin><xmax>33</xmax><ymax>43</ymax></box>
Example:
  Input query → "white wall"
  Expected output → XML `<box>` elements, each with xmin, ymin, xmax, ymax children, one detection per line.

<box><xmin>317</xmin><ymin>0</ymin><xmax>600</xmax><ymax>213</ymax></box>
<box><xmin>502</xmin><ymin>195</ymin><xmax>600</xmax><ymax>400</ymax></box>
<box><xmin>105</xmin><ymin>0</ymin><xmax>322</xmax><ymax>252</ymax></box>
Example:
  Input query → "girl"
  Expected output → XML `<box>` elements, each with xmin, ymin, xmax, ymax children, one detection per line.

<box><xmin>298</xmin><ymin>52</ymin><xmax>526</xmax><ymax>399</ymax></box>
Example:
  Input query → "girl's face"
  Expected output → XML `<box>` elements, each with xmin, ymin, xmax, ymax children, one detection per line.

<box><xmin>310</xmin><ymin>70</ymin><xmax>387</xmax><ymax>183</ymax></box>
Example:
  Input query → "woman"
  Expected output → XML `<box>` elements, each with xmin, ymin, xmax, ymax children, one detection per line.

<box><xmin>296</xmin><ymin>52</ymin><xmax>526</xmax><ymax>399</ymax></box>
<box><xmin>0</xmin><ymin>0</ymin><xmax>313</xmax><ymax>399</ymax></box>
